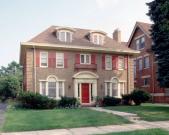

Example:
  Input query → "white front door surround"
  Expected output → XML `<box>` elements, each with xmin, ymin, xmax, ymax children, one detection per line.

<box><xmin>73</xmin><ymin>71</ymin><xmax>98</xmax><ymax>104</ymax></box>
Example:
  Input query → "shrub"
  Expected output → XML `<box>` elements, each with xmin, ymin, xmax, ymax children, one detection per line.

<box><xmin>122</xmin><ymin>94</ymin><xmax>132</xmax><ymax>105</ymax></box>
<box><xmin>102</xmin><ymin>96</ymin><xmax>121</xmax><ymax>106</ymax></box>
<box><xmin>17</xmin><ymin>92</ymin><xmax>58</xmax><ymax>109</ymax></box>
<box><xmin>131</xmin><ymin>89</ymin><xmax>151</xmax><ymax>105</ymax></box>
<box><xmin>59</xmin><ymin>97</ymin><xmax>78</xmax><ymax>108</ymax></box>
<box><xmin>0</xmin><ymin>75</ymin><xmax>20</xmax><ymax>100</ymax></box>
<box><xmin>95</xmin><ymin>96</ymin><xmax>103</xmax><ymax>107</ymax></box>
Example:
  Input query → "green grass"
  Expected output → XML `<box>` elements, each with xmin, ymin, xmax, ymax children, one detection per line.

<box><xmin>105</xmin><ymin>104</ymin><xmax>169</xmax><ymax>121</ymax></box>
<box><xmin>97</xmin><ymin>129</ymin><xmax>169</xmax><ymax>135</ymax></box>
<box><xmin>2</xmin><ymin>108</ymin><xmax>130</xmax><ymax>132</ymax></box>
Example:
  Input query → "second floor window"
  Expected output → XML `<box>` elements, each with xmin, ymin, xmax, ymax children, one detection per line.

<box><xmin>143</xmin><ymin>56</ymin><xmax>150</xmax><ymax>69</ymax></box>
<box><xmin>138</xmin><ymin>58</ymin><xmax>143</xmax><ymax>71</ymax></box>
<box><xmin>59</xmin><ymin>31</ymin><xmax>72</xmax><ymax>42</ymax></box>
<box><xmin>56</xmin><ymin>53</ymin><xmax>64</xmax><ymax>68</ymax></box>
<box><xmin>105</xmin><ymin>55</ymin><xmax>112</xmax><ymax>70</ymax></box>
<box><xmin>136</xmin><ymin>36</ymin><xmax>145</xmax><ymax>50</ymax></box>
<box><xmin>80</xmin><ymin>54</ymin><xmax>91</xmax><ymax>64</ymax></box>
<box><xmin>118</xmin><ymin>56</ymin><xmax>125</xmax><ymax>70</ymax></box>
<box><xmin>40</xmin><ymin>52</ymin><xmax>48</xmax><ymax>67</ymax></box>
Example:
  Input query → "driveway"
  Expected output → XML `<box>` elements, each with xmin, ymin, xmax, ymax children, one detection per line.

<box><xmin>0</xmin><ymin>103</ymin><xmax>7</xmax><ymax>127</ymax></box>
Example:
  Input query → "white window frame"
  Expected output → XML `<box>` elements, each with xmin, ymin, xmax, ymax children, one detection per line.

<box><xmin>58</xmin><ymin>30</ymin><xmax>72</xmax><ymax>42</ymax></box>
<box><xmin>40</xmin><ymin>51</ymin><xmax>48</xmax><ymax>68</ymax></box>
<box><xmin>105</xmin><ymin>55</ymin><xmax>112</xmax><ymax>70</ymax></box>
<box><xmin>118</xmin><ymin>56</ymin><xmax>125</xmax><ymax>70</ymax></box>
<box><xmin>56</xmin><ymin>52</ymin><xmax>64</xmax><ymax>68</ymax></box>
<box><xmin>92</xmin><ymin>34</ymin><xmax>104</xmax><ymax>45</ymax></box>
<box><xmin>39</xmin><ymin>77</ymin><xmax>65</xmax><ymax>99</ymax></box>
<box><xmin>80</xmin><ymin>54</ymin><xmax>91</xmax><ymax>64</ymax></box>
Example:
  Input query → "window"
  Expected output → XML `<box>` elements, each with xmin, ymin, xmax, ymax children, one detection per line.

<box><xmin>40</xmin><ymin>52</ymin><xmax>48</xmax><ymax>67</ymax></box>
<box><xmin>105</xmin><ymin>78</ymin><xmax>122</xmax><ymax>97</ymax></box>
<box><xmin>119</xmin><ymin>82</ymin><xmax>125</xmax><ymax>96</ymax></box>
<box><xmin>105</xmin><ymin>55</ymin><xmax>112</xmax><ymax>70</ymax></box>
<box><xmin>118</xmin><ymin>56</ymin><xmax>125</xmax><ymax>70</ymax></box>
<box><xmin>56</xmin><ymin>53</ymin><xmax>64</xmax><ymax>68</ymax></box>
<box><xmin>92</xmin><ymin>34</ymin><xmax>104</xmax><ymax>45</ymax></box>
<box><xmin>135</xmin><ymin>36</ymin><xmax>145</xmax><ymax>50</ymax></box>
<box><xmin>143</xmin><ymin>56</ymin><xmax>150</xmax><ymax>69</ymax></box>
<box><xmin>143</xmin><ymin>78</ymin><xmax>149</xmax><ymax>86</ymax></box>
<box><xmin>112</xmin><ymin>79</ymin><xmax>118</xmax><ymax>97</ymax></box>
<box><xmin>40</xmin><ymin>81</ymin><xmax>46</xmax><ymax>96</ymax></box>
<box><xmin>58</xmin><ymin>82</ymin><xmax>64</xmax><ymax>97</ymax></box>
<box><xmin>40</xmin><ymin>76</ymin><xmax>65</xmax><ymax>99</ymax></box>
<box><xmin>134</xmin><ymin>60</ymin><xmax>136</xmax><ymax>78</ymax></box>
<box><xmin>105</xmin><ymin>82</ymin><xmax>111</xmax><ymax>96</ymax></box>
<box><xmin>59</xmin><ymin>31</ymin><xmax>72</xmax><ymax>42</ymax></box>
<box><xmin>138</xmin><ymin>58</ymin><xmax>143</xmax><ymax>71</ymax></box>
<box><xmin>48</xmin><ymin>81</ymin><xmax>56</xmax><ymax>98</ymax></box>
<box><xmin>80</xmin><ymin>54</ymin><xmax>91</xmax><ymax>64</ymax></box>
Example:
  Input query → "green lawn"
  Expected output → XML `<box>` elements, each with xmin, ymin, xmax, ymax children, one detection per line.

<box><xmin>2</xmin><ymin>108</ymin><xmax>130</xmax><ymax>132</ymax></box>
<box><xmin>97</xmin><ymin>129</ymin><xmax>169</xmax><ymax>135</ymax></box>
<box><xmin>105</xmin><ymin>104</ymin><xmax>169</xmax><ymax>121</ymax></box>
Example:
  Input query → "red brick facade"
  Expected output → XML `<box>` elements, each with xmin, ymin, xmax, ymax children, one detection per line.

<box><xmin>128</xmin><ymin>22</ymin><xmax>169</xmax><ymax>103</ymax></box>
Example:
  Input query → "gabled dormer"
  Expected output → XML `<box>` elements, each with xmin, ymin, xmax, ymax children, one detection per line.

<box><xmin>55</xmin><ymin>27</ymin><xmax>76</xmax><ymax>43</ymax></box>
<box><xmin>89</xmin><ymin>30</ymin><xmax>106</xmax><ymax>45</ymax></box>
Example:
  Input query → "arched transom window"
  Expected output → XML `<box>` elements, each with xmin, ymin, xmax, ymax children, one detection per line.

<box><xmin>39</xmin><ymin>75</ymin><xmax>65</xmax><ymax>99</ymax></box>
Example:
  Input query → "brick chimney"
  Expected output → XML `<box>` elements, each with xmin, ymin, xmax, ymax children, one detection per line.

<box><xmin>113</xmin><ymin>29</ymin><xmax>121</xmax><ymax>43</ymax></box>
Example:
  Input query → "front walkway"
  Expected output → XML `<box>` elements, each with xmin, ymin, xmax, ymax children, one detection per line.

<box><xmin>1</xmin><ymin>121</ymin><xmax>169</xmax><ymax>135</ymax></box>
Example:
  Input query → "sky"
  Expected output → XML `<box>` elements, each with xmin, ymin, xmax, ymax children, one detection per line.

<box><xmin>0</xmin><ymin>0</ymin><xmax>153</xmax><ymax>67</ymax></box>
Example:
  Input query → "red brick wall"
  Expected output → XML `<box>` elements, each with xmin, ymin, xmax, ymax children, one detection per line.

<box><xmin>129</xmin><ymin>27</ymin><xmax>166</xmax><ymax>103</ymax></box>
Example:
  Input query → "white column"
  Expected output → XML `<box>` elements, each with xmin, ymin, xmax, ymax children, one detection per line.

<box><xmin>74</xmin><ymin>80</ymin><xmax>78</xmax><ymax>98</ymax></box>
<box><xmin>62</xmin><ymin>82</ymin><xmax>65</xmax><ymax>97</ymax></box>
<box><xmin>46</xmin><ymin>82</ymin><xmax>48</xmax><ymax>96</ymax></box>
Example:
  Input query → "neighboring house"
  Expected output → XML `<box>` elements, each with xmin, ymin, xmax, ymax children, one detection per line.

<box><xmin>128</xmin><ymin>22</ymin><xmax>169</xmax><ymax>103</ymax></box>
<box><xmin>20</xmin><ymin>26</ymin><xmax>139</xmax><ymax>106</ymax></box>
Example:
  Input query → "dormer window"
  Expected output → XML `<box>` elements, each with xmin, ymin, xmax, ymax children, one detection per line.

<box><xmin>93</xmin><ymin>34</ymin><xmax>104</xmax><ymax>45</ymax></box>
<box><xmin>90</xmin><ymin>31</ymin><xmax>106</xmax><ymax>45</ymax></box>
<box><xmin>59</xmin><ymin>30</ymin><xmax>72</xmax><ymax>42</ymax></box>
<box><xmin>55</xmin><ymin>27</ymin><xmax>76</xmax><ymax>43</ymax></box>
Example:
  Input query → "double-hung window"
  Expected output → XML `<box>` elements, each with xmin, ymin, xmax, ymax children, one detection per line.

<box><xmin>118</xmin><ymin>56</ymin><xmax>125</xmax><ymax>70</ymax></box>
<box><xmin>105</xmin><ymin>55</ymin><xmax>112</xmax><ymax>70</ymax></box>
<box><xmin>40</xmin><ymin>52</ymin><xmax>48</xmax><ymax>67</ymax></box>
<box><xmin>80</xmin><ymin>54</ymin><xmax>91</xmax><ymax>64</ymax></box>
<box><xmin>56</xmin><ymin>53</ymin><xmax>64</xmax><ymax>68</ymax></box>
<box><xmin>143</xmin><ymin>77</ymin><xmax>149</xmax><ymax>86</ymax></box>
<box><xmin>135</xmin><ymin>36</ymin><xmax>145</xmax><ymax>50</ymax></box>
<box><xmin>138</xmin><ymin>58</ymin><xmax>143</xmax><ymax>71</ymax></box>
<box><xmin>143</xmin><ymin>56</ymin><xmax>150</xmax><ymax>69</ymax></box>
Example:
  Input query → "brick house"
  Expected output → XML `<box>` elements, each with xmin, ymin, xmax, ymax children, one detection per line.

<box><xmin>20</xmin><ymin>26</ymin><xmax>139</xmax><ymax>106</ymax></box>
<box><xmin>128</xmin><ymin>22</ymin><xmax>169</xmax><ymax>103</ymax></box>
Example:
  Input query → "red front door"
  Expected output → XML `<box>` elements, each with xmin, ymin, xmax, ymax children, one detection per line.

<box><xmin>81</xmin><ymin>83</ymin><xmax>90</xmax><ymax>103</ymax></box>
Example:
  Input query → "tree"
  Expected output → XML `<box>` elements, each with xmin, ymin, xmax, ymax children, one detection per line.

<box><xmin>147</xmin><ymin>0</ymin><xmax>169</xmax><ymax>87</ymax></box>
<box><xmin>0</xmin><ymin>61</ymin><xmax>22</xmax><ymax>100</ymax></box>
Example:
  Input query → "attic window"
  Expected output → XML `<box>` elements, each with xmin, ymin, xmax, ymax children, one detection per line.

<box><xmin>58</xmin><ymin>30</ymin><xmax>72</xmax><ymax>42</ymax></box>
<box><xmin>92</xmin><ymin>34</ymin><xmax>104</xmax><ymax>45</ymax></box>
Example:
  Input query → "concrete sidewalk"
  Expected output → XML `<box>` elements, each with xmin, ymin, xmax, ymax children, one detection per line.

<box><xmin>1</xmin><ymin>121</ymin><xmax>169</xmax><ymax>135</ymax></box>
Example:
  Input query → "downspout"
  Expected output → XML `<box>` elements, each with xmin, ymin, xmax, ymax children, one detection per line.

<box><xmin>127</xmin><ymin>55</ymin><xmax>129</xmax><ymax>94</ymax></box>
<box><xmin>33</xmin><ymin>46</ymin><xmax>37</xmax><ymax>93</ymax></box>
